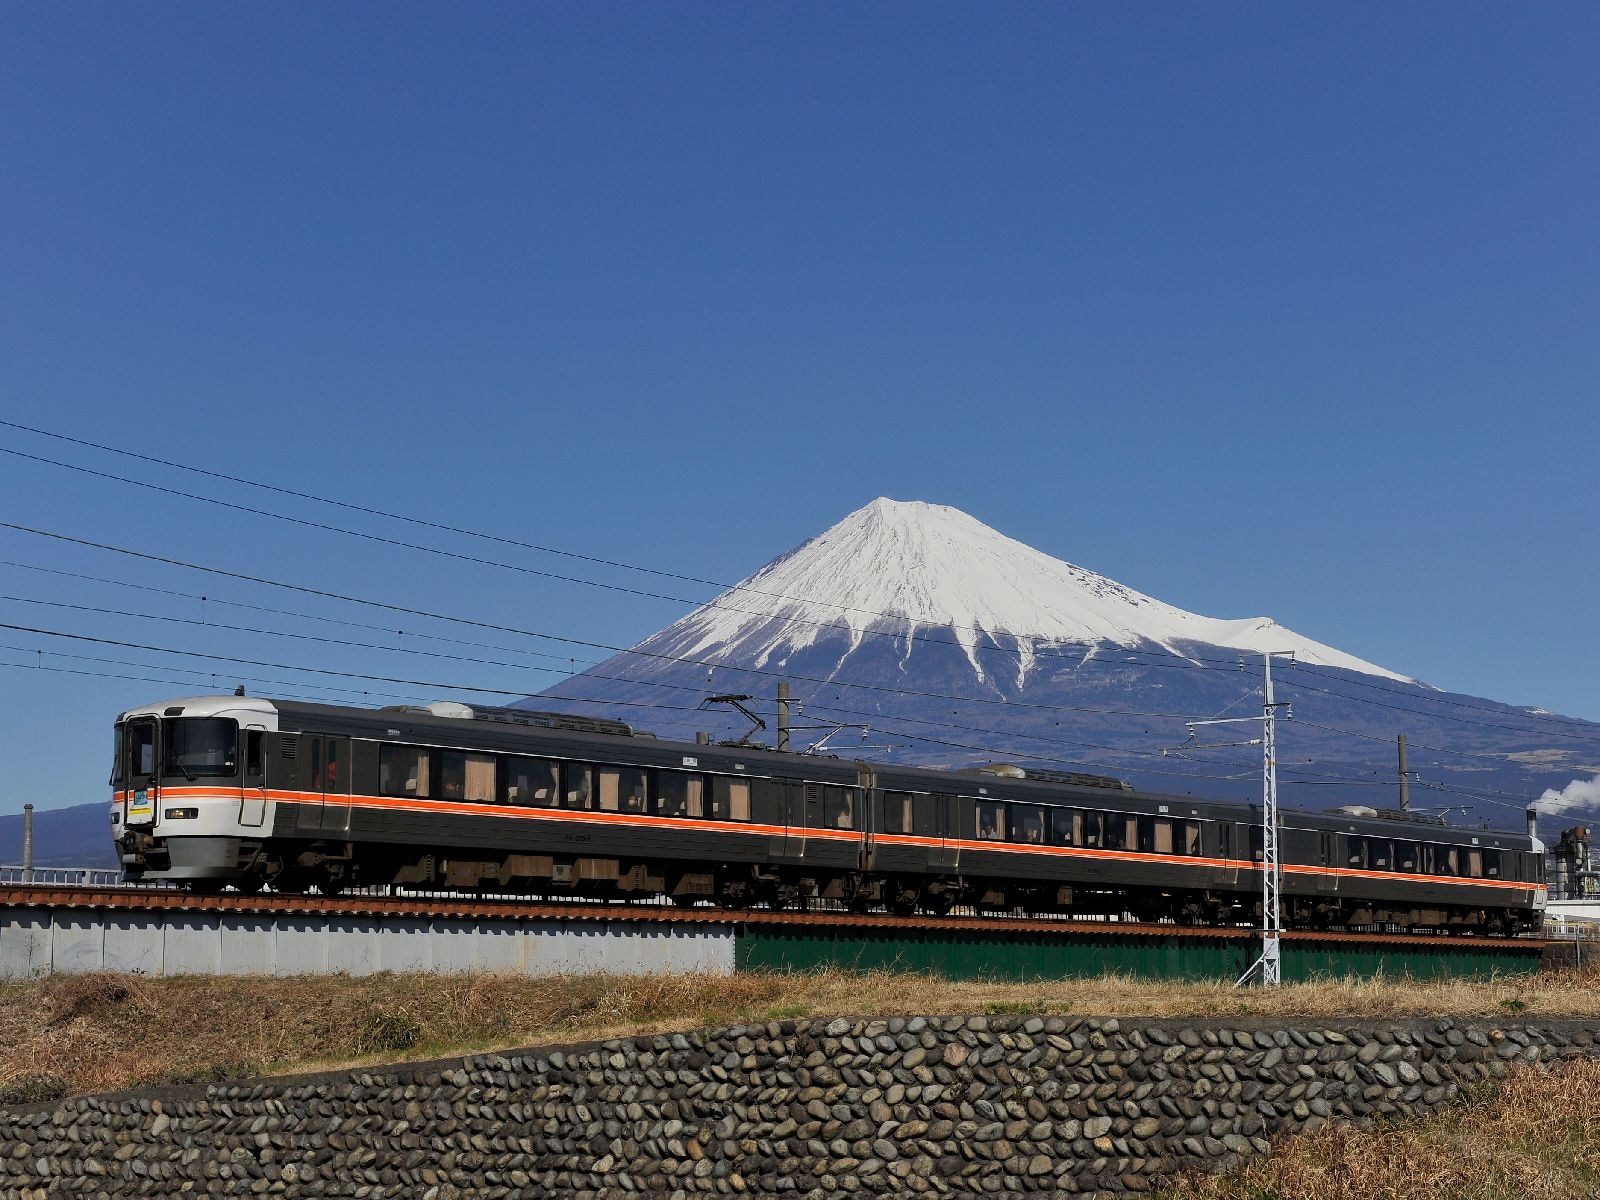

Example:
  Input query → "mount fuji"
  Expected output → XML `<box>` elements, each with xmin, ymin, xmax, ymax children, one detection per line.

<box><xmin>526</xmin><ymin>499</ymin><xmax>1600</xmax><ymax>831</ymax></box>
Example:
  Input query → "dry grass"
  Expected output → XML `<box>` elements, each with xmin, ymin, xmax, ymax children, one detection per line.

<box><xmin>1155</xmin><ymin>1056</ymin><xmax>1600</xmax><ymax>1200</ymax></box>
<box><xmin>3</xmin><ymin>964</ymin><xmax>1599</xmax><ymax>1100</ymax></box>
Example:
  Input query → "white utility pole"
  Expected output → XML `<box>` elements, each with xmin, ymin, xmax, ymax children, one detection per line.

<box><xmin>1254</xmin><ymin>652</ymin><xmax>1284</xmax><ymax>987</ymax></box>
<box><xmin>1178</xmin><ymin>650</ymin><xmax>1293</xmax><ymax>987</ymax></box>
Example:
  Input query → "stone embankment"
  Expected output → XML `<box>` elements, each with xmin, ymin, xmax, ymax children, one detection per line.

<box><xmin>2</xmin><ymin>1015</ymin><xmax>1593</xmax><ymax>1198</ymax></box>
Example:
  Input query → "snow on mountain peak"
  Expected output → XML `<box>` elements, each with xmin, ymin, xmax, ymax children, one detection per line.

<box><xmin>647</xmin><ymin>498</ymin><xmax>1410</xmax><ymax>685</ymax></box>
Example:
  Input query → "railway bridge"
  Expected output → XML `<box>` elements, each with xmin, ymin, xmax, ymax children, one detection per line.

<box><xmin>0</xmin><ymin>884</ymin><xmax>1547</xmax><ymax>981</ymax></box>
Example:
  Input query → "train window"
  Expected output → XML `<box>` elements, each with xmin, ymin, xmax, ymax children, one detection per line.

<box><xmin>884</xmin><ymin>791</ymin><xmax>915</xmax><ymax>835</ymax></box>
<box><xmin>1103</xmin><ymin>814</ymin><xmax>1133</xmax><ymax>852</ymax></box>
<box><xmin>111</xmin><ymin>725</ymin><xmax>125</xmax><ymax>786</ymax></box>
<box><xmin>1348</xmin><ymin>838</ymin><xmax>1366</xmax><ymax>868</ymax></box>
<box><xmin>1439</xmin><ymin>846</ymin><xmax>1459</xmax><ymax>876</ymax></box>
<box><xmin>563</xmin><ymin>763</ymin><xmax>594</xmax><ymax>809</ymax></box>
<box><xmin>1179</xmin><ymin>821</ymin><xmax>1202</xmax><ymax>856</ymax></box>
<box><xmin>1011</xmin><ymin>809</ymin><xmax>1049</xmax><ymax>844</ymax></box>
<box><xmin>1371</xmin><ymin>841</ymin><xmax>1391</xmax><ymax>870</ymax></box>
<box><xmin>128</xmin><ymin>724</ymin><xmax>156</xmax><ymax>778</ymax></box>
<box><xmin>245</xmin><ymin>731</ymin><xmax>264</xmax><ymax>785</ymax></box>
<box><xmin>326</xmin><ymin>739</ymin><xmax>344</xmax><ymax>794</ymax></box>
<box><xmin>656</xmin><ymin>772</ymin><xmax>704</xmax><ymax>818</ymax></box>
<box><xmin>1467</xmin><ymin>849</ymin><xmax>1484</xmax><ymax>878</ymax></box>
<box><xmin>1051</xmin><ymin>809</ymin><xmax>1080</xmax><ymax>847</ymax></box>
<box><xmin>1395</xmin><ymin>842</ymin><xmax>1418</xmax><ymax>872</ymax></box>
<box><xmin>1483</xmin><ymin>849</ymin><xmax>1501</xmax><ymax>878</ymax></box>
<box><xmin>166</xmin><ymin>718</ymin><xmax>238</xmax><ymax>779</ymax></box>
<box><xmin>1149</xmin><ymin>819</ymin><xmax>1174</xmax><ymax>855</ymax></box>
<box><xmin>1249</xmin><ymin>826</ymin><xmax>1263</xmax><ymax>863</ymax></box>
<box><xmin>1082</xmin><ymin>812</ymin><xmax>1102</xmax><ymax>847</ymax></box>
<box><xmin>822</xmin><ymin>787</ymin><xmax>853</xmax><ymax>829</ymax></box>
<box><xmin>595</xmin><ymin>767</ymin><xmax>647</xmax><ymax>814</ymax></box>
<box><xmin>440</xmin><ymin>751</ymin><xmax>496</xmax><ymax>802</ymax></box>
<box><xmin>976</xmin><ymin>801</ymin><xmax>1006</xmax><ymax>841</ymax></box>
<box><xmin>504</xmin><ymin>757</ymin><xmax>557</xmax><ymax>806</ymax></box>
<box><xmin>380</xmin><ymin>745</ymin><xmax>431</xmax><ymax>798</ymax></box>
<box><xmin>309</xmin><ymin>738</ymin><xmax>323</xmax><ymax>790</ymax></box>
<box><xmin>1012</xmin><ymin>806</ymin><xmax>1045</xmax><ymax>845</ymax></box>
<box><xmin>712</xmin><ymin>777</ymin><xmax>752</xmax><ymax>822</ymax></box>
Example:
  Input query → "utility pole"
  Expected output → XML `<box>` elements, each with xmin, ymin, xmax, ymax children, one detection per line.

<box><xmin>1172</xmin><ymin>652</ymin><xmax>1293</xmax><ymax>986</ymax></box>
<box><xmin>1255</xmin><ymin>653</ymin><xmax>1285</xmax><ymax>987</ymax></box>
<box><xmin>1397</xmin><ymin>734</ymin><xmax>1409</xmax><ymax>811</ymax></box>
<box><xmin>777</xmin><ymin>681</ymin><xmax>791</xmax><ymax>753</ymax></box>
<box><xmin>22</xmin><ymin>803</ymin><xmax>34</xmax><ymax>884</ymax></box>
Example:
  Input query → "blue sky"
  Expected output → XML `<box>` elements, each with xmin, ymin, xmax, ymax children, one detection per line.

<box><xmin>1</xmin><ymin>3</ymin><xmax>1597</xmax><ymax>816</ymax></box>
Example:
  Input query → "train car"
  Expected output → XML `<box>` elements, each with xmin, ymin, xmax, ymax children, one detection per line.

<box><xmin>109</xmin><ymin>694</ymin><xmax>1546</xmax><ymax>934</ymax></box>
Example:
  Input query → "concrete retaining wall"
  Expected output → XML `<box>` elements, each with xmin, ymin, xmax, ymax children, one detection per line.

<box><xmin>2</xmin><ymin>1015</ymin><xmax>1592</xmax><ymax>1198</ymax></box>
<box><xmin>0</xmin><ymin>908</ymin><xmax>733</xmax><ymax>979</ymax></box>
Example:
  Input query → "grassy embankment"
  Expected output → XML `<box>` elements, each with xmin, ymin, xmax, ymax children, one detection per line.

<box><xmin>3</xmin><ymin>965</ymin><xmax>1597</xmax><ymax>1101</ymax></box>
<box><xmin>1153</xmin><ymin>1054</ymin><xmax>1600</xmax><ymax>1200</ymax></box>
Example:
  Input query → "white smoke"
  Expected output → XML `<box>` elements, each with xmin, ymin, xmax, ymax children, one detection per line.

<box><xmin>1540</xmin><ymin>775</ymin><xmax>1600</xmax><ymax>815</ymax></box>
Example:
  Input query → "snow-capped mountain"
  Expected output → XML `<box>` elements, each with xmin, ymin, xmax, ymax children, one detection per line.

<box><xmin>650</xmin><ymin>498</ymin><xmax>1408</xmax><ymax>688</ymax></box>
<box><xmin>527</xmin><ymin>499</ymin><xmax>1600</xmax><ymax>830</ymax></box>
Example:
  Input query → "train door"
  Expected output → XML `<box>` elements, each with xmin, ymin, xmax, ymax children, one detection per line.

<box><xmin>123</xmin><ymin>718</ymin><xmax>159</xmax><ymax>828</ymax></box>
<box><xmin>239</xmin><ymin>726</ymin><xmax>267</xmax><ymax>828</ymax></box>
<box><xmin>931</xmin><ymin>794</ymin><xmax>960</xmax><ymax>872</ymax></box>
<box><xmin>1317</xmin><ymin>832</ymin><xmax>1338</xmax><ymax>894</ymax></box>
<box><xmin>319</xmin><ymin>735</ymin><xmax>352</xmax><ymax>833</ymax></box>
<box><xmin>766</xmin><ymin>779</ymin><xmax>792</xmax><ymax>857</ymax></box>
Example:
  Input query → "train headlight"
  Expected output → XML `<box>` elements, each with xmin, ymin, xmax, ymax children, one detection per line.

<box><xmin>163</xmin><ymin>808</ymin><xmax>199</xmax><ymax>820</ymax></box>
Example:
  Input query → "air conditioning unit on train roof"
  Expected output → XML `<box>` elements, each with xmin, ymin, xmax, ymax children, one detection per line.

<box><xmin>377</xmin><ymin>702</ymin><xmax>636</xmax><ymax>738</ymax></box>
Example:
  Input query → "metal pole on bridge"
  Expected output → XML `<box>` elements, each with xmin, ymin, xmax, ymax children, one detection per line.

<box><xmin>22</xmin><ymin>803</ymin><xmax>34</xmax><ymax>884</ymax></box>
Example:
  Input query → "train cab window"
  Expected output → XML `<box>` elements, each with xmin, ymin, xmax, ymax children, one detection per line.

<box><xmin>504</xmin><ymin>757</ymin><xmax>557</xmax><ymax>806</ymax></box>
<box><xmin>977</xmin><ymin>801</ymin><xmax>1006</xmax><ymax>841</ymax></box>
<box><xmin>380</xmin><ymin>745</ymin><xmax>431</xmax><ymax>798</ymax></box>
<box><xmin>1483</xmin><ymin>849</ymin><xmax>1502</xmax><ymax>878</ymax></box>
<box><xmin>165</xmin><ymin>718</ymin><xmax>238</xmax><ymax>779</ymax></box>
<box><xmin>712</xmin><ymin>777</ymin><xmax>752</xmax><ymax>822</ymax></box>
<box><xmin>884</xmin><ymin>791</ymin><xmax>915</xmax><ymax>835</ymax></box>
<box><xmin>1052</xmin><ymin>808</ymin><xmax>1081</xmax><ymax>847</ymax></box>
<box><xmin>111</xmin><ymin>726</ymin><xmax>125</xmax><ymax>786</ymax></box>
<box><xmin>656</xmin><ymin>772</ymin><xmax>705</xmax><ymax>818</ymax></box>
<box><xmin>821</xmin><ymin>787</ymin><xmax>853</xmax><ymax>829</ymax></box>
<box><xmin>597</xmin><ymin>767</ymin><xmax>647</xmax><ymax>813</ymax></box>
<box><xmin>563</xmin><ymin>763</ymin><xmax>594</xmax><ymax>809</ymax></box>
<box><xmin>1012</xmin><ymin>806</ymin><xmax>1045</xmax><ymax>845</ymax></box>
<box><xmin>440</xmin><ymin>751</ymin><xmax>496</xmax><ymax>802</ymax></box>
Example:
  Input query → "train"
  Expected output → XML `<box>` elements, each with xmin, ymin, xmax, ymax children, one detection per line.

<box><xmin>110</xmin><ymin>694</ymin><xmax>1548</xmax><ymax>934</ymax></box>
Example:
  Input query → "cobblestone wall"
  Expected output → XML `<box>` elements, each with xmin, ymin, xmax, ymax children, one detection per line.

<box><xmin>2</xmin><ymin>1015</ymin><xmax>1594</xmax><ymax>1198</ymax></box>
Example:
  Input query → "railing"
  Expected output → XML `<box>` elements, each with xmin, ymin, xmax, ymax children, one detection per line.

<box><xmin>0</xmin><ymin>864</ymin><xmax>124</xmax><ymax>887</ymax></box>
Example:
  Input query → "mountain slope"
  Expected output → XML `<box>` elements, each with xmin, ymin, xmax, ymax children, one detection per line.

<box><xmin>528</xmin><ymin>499</ymin><xmax>1600</xmax><ymax>830</ymax></box>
